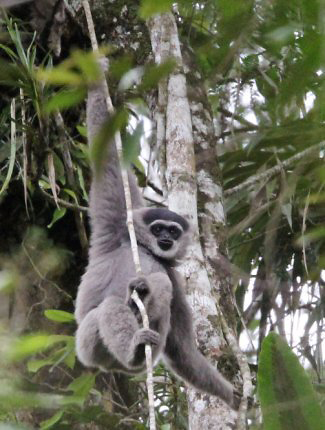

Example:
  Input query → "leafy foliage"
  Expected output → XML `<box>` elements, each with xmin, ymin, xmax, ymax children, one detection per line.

<box><xmin>0</xmin><ymin>0</ymin><xmax>323</xmax><ymax>429</ymax></box>
<box><xmin>258</xmin><ymin>333</ymin><xmax>324</xmax><ymax>430</ymax></box>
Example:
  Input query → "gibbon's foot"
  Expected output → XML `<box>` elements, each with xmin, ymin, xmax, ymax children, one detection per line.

<box><xmin>127</xmin><ymin>328</ymin><xmax>160</xmax><ymax>366</ymax></box>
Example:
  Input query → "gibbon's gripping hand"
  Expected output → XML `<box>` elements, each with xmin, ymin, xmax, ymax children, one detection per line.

<box><xmin>127</xmin><ymin>327</ymin><xmax>160</xmax><ymax>367</ymax></box>
<box><xmin>127</xmin><ymin>276</ymin><xmax>152</xmax><ymax>318</ymax></box>
<box><xmin>128</xmin><ymin>276</ymin><xmax>151</xmax><ymax>299</ymax></box>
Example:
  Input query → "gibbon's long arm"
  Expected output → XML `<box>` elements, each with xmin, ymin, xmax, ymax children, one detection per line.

<box><xmin>86</xmin><ymin>61</ymin><xmax>143</xmax><ymax>254</ymax></box>
<box><xmin>163</xmin><ymin>271</ymin><xmax>237</xmax><ymax>409</ymax></box>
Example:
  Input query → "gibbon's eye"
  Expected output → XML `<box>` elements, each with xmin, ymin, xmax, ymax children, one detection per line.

<box><xmin>168</xmin><ymin>226</ymin><xmax>181</xmax><ymax>240</ymax></box>
<box><xmin>151</xmin><ymin>224</ymin><xmax>163</xmax><ymax>237</ymax></box>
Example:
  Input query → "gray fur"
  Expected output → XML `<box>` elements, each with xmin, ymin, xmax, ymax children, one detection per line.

<box><xmin>75</xmin><ymin>59</ymin><xmax>240</xmax><ymax>409</ymax></box>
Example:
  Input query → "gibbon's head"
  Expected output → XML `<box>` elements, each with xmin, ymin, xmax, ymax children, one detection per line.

<box><xmin>133</xmin><ymin>208</ymin><xmax>191</xmax><ymax>261</ymax></box>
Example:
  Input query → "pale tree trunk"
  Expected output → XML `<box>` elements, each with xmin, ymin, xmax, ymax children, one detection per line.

<box><xmin>147</xmin><ymin>13</ymin><xmax>237</xmax><ymax>429</ymax></box>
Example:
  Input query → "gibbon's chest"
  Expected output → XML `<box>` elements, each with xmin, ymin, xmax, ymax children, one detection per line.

<box><xmin>107</xmin><ymin>244</ymin><xmax>168</xmax><ymax>298</ymax></box>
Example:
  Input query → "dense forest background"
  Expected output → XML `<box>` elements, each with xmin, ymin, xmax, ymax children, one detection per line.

<box><xmin>0</xmin><ymin>1</ymin><xmax>324</xmax><ymax>429</ymax></box>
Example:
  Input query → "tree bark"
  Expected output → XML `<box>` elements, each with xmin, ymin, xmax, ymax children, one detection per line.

<box><xmin>148</xmin><ymin>13</ymin><xmax>237</xmax><ymax>429</ymax></box>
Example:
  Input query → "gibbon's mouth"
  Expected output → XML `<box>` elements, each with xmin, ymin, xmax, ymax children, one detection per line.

<box><xmin>158</xmin><ymin>239</ymin><xmax>173</xmax><ymax>251</ymax></box>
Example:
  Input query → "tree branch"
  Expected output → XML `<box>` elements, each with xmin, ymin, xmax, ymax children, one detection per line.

<box><xmin>39</xmin><ymin>188</ymin><xmax>88</xmax><ymax>212</ymax></box>
<box><xmin>224</xmin><ymin>141</ymin><xmax>325</xmax><ymax>197</ymax></box>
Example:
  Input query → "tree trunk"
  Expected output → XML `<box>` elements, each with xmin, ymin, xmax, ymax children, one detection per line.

<box><xmin>148</xmin><ymin>13</ymin><xmax>237</xmax><ymax>429</ymax></box>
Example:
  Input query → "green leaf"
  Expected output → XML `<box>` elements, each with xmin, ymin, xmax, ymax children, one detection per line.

<box><xmin>139</xmin><ymin>0</ymin><xmax>173</xmax><ymax>19</ymax></box>
<box><xmin>140</xmin><ymin>60</ymin><xmax>176</xmax><ymax>91</ymax></box>
<box><xmin>8</xmin><ymin>334</ymin><xmax>72</xmax><ymax>361</ymax></box>
<box><xmin>38</xmin><ymin>179</ymin><xmax>51</xmax><ymax>190</ymax></box>
<box><xmin>27</xmin><ymin>357</ymin><xmax>54</xmax><ymax>373</ymax></box>
<box><xmin>47</xmin><ymin>208</ymin><xmax>66</xmax><ymax>229</ymax></box>
<box><xmin>63</xmin><ymin>348</ymin><xmax>76</xmax><ymax>369</ymax></box>
<box><xmin>71</xmin><ymin>50</ymin><xmax>102</xmax><ymax>81</ymax></box>
<box><xmin>91</xmin><ymin>108</ymin><xmax>129</xmax><ymax>173</ymax></box>
<box><xmin>67</xmin><ymin>373</ymin><xmax>96</xmax><ymax>400</ymax></box>
<box><xmin>123</xmin><ymin>121</ymin><xmax>143</xmax><ymax>164</ymax></box>
<box><xmin>296</xmin><ymin>227</ymin><xmax>325</xmax><ymax>246</ymax></box>
<box><xmin>0</xmin><ymin>425</ymin><xmax>28</xmax><ymax>430</ymax></box>
<box><xmin>258</xmin><ymin>332</ymin><xmax>324</xmax><ymax>430</ymax></box>
<box><xmin>44</xmin><ymin>309</ymin><xmax>75</xmax><ymax>323</ymax></box>
<box><xmin>110</xmin><ymin>55</ymin><xmax>133</xmax><ymax>79</ymax></box>
<box><xmin>37</xmin><ymin>67</ymin><xmax>82</xmax><ymax>86</ymax></box>
<box><xmin>8</xmin><ymin>335</ymin><xmax>54</xmax><ymax>361</ymax></box>
<box><xmin>0</xmin><ymin>43</ymin><xmax>18</xmax><ymax>60</ymax></box>
<box><xmin>77</xmin><ymin>165</ymin><xmax>88</xmax><ymax>202</ymax></box>
<box><xmin>0</xmin><ymin>382</ymin><xmax>79</xmax><ymax>410</ymax></box>
<box><xmin>44</xmin><ymin>88</ymin><xmax>86</xmax><ymax>113</ymax></box>
<box><xmin>40</xmin><ymin>410</ymin><xmax>64</xmax><ymax>430</ymax></box>
<box><xmin>76</xmin><ymin>125</ymin><xmax>87</xmax><ymax>137</ymax></box>
<box><xmin>0</xmin><ymin>104</ymin><xmax>16</xmax><ymax>197</ymax></box>
<box><xmin>63</xmin><ymin>188</ymin><xmax>78</xmax><ymax>203</ymax></box>
<box><xmin>28</xmin><ymin>343</ymin><xmax>76</xmax><ymax>373</ymax></box>
<box><xmin>266</xmin><ymin>24</ymin><xmax>297</xmax><ymax>46</ymax></box>
<box><xmin>52</xmin><ymin>152</ymin><xmax>66</xmax><ymax>184</ymax></box>
<box><xmin>281</xmin><ymin>203</ymin><xmax>292</xmax><ymax>230</ymax></box>
<box><xmin>0</xmin><ymin>269</ymin><xmax>18</xmax><ymax>292</ymax></box>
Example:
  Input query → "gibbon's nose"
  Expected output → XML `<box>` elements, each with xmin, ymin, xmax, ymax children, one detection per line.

<box><xmin>158</xmin><ymin>239</ymin><xmax>173</xmax><ymax>250</ymax></box>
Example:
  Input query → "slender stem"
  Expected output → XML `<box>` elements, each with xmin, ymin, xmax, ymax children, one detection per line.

<box><xmin>0</xmin><ymin>99</ymin><xmax>16</xmax><ymax>196</ymax></box>
<box><xmin>20</xmin><ymin>89</ymin><xmax>29</xmax><ymax>217</ymax></box>
<box><xmin>82</xmin><ymin>2</ymin><xmax>156</xmax><ymax>429</ymax></box>
<box><xmin>39</xmin><ymin>188</ymin><xmax>88</xmax><ymax>212</ymax></box>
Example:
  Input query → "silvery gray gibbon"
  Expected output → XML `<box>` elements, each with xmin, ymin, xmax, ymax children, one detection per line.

<box><xmin>75</xmin><ymin>59</ymin><xmax>240</xmax><ymax>410</ymax></box>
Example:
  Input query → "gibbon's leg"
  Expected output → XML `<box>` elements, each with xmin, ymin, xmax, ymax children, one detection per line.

<box><xmin>97</xmin><ymin>296</ymin><xmax>160</xmax><ymax>368</ymax></box>
<box><xmin>76</xmin><ymin>296</ymin><xmax>160</xmax><ymax>370</ymax></box>
<box><xmin>127</xmin><ymin>273</ymin><xmax>172</xmax><ymax>360</ymax></box>
<box><xmin>75</xmin><ymin>307</ymin><xmax>111</xmax><ymax>368</ymax></box>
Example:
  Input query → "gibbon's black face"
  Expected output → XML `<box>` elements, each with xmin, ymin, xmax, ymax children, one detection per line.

<box><xmin>150</xmin><ymin>222</ymin><xmax>182</xmax><ymax>251</ymax></box>
<box><xmin>133</xmin><ymin>208</ymin><xmax>190</xmax><ymax>260</ymax></box>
